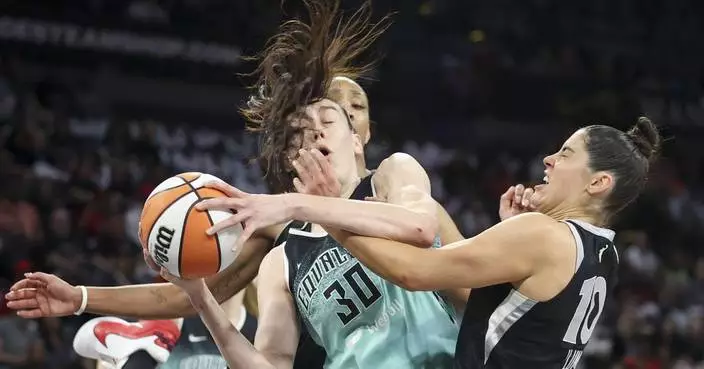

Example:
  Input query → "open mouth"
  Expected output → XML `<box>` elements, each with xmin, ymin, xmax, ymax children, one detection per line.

<box><xmin>531</xmin><ymin>173</ymin><xmax>549</xmax><ymax>191</ymax></box>
<box><xmin>316</xmin><ymin>146</ymin><xmax>331</xmax><ymax>156</ymax></box>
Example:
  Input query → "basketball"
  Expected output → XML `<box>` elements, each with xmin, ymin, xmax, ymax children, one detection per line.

<box><xmin>138</xmin><ymin>172</ymin><xmax>243</xmax><ymax>279</ymax></box>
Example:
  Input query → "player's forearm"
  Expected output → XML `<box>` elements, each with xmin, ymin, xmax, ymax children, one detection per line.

<box><xmin>85</xmin><ymin>238</ymin><xmax>266</xmax><ymax>319</ymax></box>
<box><xmin>205</xmin><ymin>242</ymin><xmax>268</xmax><ymax>305</ymax></box>
<box><xmin>187</xmin><ymin>287</ymin><xmax>277</xmax><ymax>369</ymax></box>
<box><xmin>85</xmin><ymin>283</ymin><xmax>195</xmax><ymax>319</ymax></box>
<box><xmin>287</xmin><ymin>193</ymin><xmax>436</xmax><ymax>247</ymax></box>
<box><xmin>325</xmin><ymin>228</ymin><xmax>436</xmax><ymax>291</ymax></box>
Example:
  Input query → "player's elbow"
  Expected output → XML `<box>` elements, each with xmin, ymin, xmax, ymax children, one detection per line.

<box><xmin>395</xmin><ymin>188</ymin><xmax>438</xmax><ymax>247</ymax></box>
<box><xmin>396</xmin><ymin>274</ymin><xmax>428</xmax><ymax>292</ymax></box>
<box><xmin>413</xmin><ymin>226</ymin><xmax>437</xmax><ymax>248</ymax></box>
<box><xmin>394</xmin><ymin>269</ymin><xmax>432</xmax><ymax>292</ymax></box>
<box><xmin>405</xmin><ymin>214</ymin><xmax>438</xmax><ymax>248</ymax></box>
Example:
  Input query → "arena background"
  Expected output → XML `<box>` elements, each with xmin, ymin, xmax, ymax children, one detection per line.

<box><xmin>0</xmin><ymin>0</ymin><xmax>703</xmax><ymax>368</ymax></box>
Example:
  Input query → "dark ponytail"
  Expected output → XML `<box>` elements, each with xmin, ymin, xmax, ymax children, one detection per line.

<box><xmin>584</xmin><ymin>117</ymin><xmax>662</xmax><ymax>221</ymax></box>
<box><xmin>625</xmin><ymin>116</ymin><xmax>661</xmax><ymax>163</ymax></box>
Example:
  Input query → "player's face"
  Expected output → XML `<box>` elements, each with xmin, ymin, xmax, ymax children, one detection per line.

<box><xmin>288</xmin><ymin>99</ymin><xmax>363</xmax><ymax>184</ymax></box>
<box><xmin>532</xmin><ymin>129</ymin><xmax>596</xmax><ymax>213</ymax></box>
<box><xmin>328</xmin><ymin>77</ymin><xmax>370</xmax><ymax>145</ymax></box>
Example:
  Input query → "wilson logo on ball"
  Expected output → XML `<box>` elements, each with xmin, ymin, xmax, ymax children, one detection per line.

<box><xmin>139</xmin><ymin>172</ymin><xmax>244</xmax><ymax>278</ymax></box>
<box><xmin>153</xmin><ymin>226</ymin><xmax>175</xmax><ymax>265</ymax></box>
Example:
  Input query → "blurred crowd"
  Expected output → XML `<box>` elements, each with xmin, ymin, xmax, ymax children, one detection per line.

<box><xmin>1</xmin><ymin>0</ymin><xmax>704</xmax><ymax>368</ymax></box>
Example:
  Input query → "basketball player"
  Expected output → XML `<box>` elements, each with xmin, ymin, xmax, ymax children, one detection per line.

<box><xmin>5</xmin><ymin>1</ymin><xmax>465</xmax><ymax>367</ymax></box>
<box><xmin>82</xmin><ymin>284</ymin><xmax>257</xmax><ymax>369</ymax></box>
<box><xmin>159</xmin><ymin>3</ymin><xmax>464</xmax><ymax>366</ymax></box>
<box><xmin>291</xmin><ymin>117</ymin><xmax>660</xmax><ymax>369</ymax></box>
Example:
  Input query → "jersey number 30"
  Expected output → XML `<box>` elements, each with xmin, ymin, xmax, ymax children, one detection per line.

<box><xmin>324</xmin><ymin>264</ymin><xmax>382</xmax><ymax>325</ymax></box>
<box><xmin>563</xmin><ymin>276</ymin><xmax>607</xmax><ymax>346</ymax></box>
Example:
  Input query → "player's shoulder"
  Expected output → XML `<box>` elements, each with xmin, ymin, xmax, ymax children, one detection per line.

<box><xmin>373</xmin><ymin>152</ymin><xmax>429</xmax><ymax>187</ymax></box>
<box><xmin>501</xmin><ymin>211</ymin><xmax>558</xmax><ymax>229</ymax></box>
<box><xmin>514</xmin><ymin>213</ymin><xmax>585</xmax><ymax>258</ymax></box>
<box><xmin>500</xmin><ymin>212</ymin><xmax>572</xmax><ymax>247</ymax></box>
<box><xmin>260</xmin><ymin>244</ymin><xmax>286</xmax><ymax>278</ymax></box>
<box><xmin>258</xmin><ymin>244</ymin><xmax>290</xmax><ymax>292</ymax></box>
<box><xmin>490</xmin><ymin>213</ymin><xmax>576</xmax><ymax>272</ymax></box>
<box><xmin>263</xmin><ymin>244</ymin><xmax>285</xmax><ymax>265</ymax></box>
<box><xmin>376</xmin><ymin>152</ymin><xmax>423</xmax><ymax>173</ymax></box>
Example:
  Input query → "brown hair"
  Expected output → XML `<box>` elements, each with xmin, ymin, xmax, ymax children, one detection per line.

<box><xmin>584</xmin><ymin>116</ymin><xmax>662</xmax><ymax>221</ymax></box>
<box><xmin>241</xmin><ymin>0</ymin><xmax>392</xmax><ymax>193</ymax></box>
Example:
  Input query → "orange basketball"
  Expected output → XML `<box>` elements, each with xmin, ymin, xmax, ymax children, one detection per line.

<box><xmin>138</xmin><ymin>172</ymin><xmax>243</xmax><ymax>279</ymax></box>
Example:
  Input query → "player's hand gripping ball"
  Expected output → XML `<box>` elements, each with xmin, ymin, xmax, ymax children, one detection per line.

<box><xmin>138</xmin><ymin>172</ymin><xmax>243</xmax><ymax>279</ymax></box>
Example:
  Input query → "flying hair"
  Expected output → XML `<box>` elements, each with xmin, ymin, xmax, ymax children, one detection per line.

<box><xmin>332</xmin><ymin>75</ymin><xmax>363</xmax><ymax>90</ymax></box>
<box><xmin>240</xmin><ymin>0</ymin><xmax>392</xmax><ymax>193</ymax></box>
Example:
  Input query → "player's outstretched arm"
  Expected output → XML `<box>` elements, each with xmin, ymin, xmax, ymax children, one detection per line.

<box><xmin>431</xmin><ymin>183</ymin><xmax>538</xmax><ymax>307</ymax></box>
<box><xmin>200</xmin><ymin>150</ymin><xmax>439</xmax><ymax>249</ymax></box>
<box><xmin>166</xmin><ymin>246</ymin><xmax>298</xmax><ymax>369</ymax></box>
<box><xmin>5</xmin><ymin>234</ymin><xmax>272</xmax><ymax>319</ymax></box>
<box><xmin>327</xmin><ymin>213</ymin><xmax>561</xmax><ymax>291</ymax></box>
<box><xmin>288</xmin><ymin>151</ymin><xmax>438</xmax><ymax>247</ymax></box>
<box><xmin>251</xmin><ymin>246</ymin><xmax>299</xmax><ymax>369</ymax></box>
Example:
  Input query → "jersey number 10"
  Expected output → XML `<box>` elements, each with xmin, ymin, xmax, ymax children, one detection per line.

<box><xmin>324</xmin><ymin>264</ymin><xmax>382</xmax><ymax>325</ymax></box>
<box><xmin>561</xmin><ymin>276</ymin><xmax>607</xmax><ymax>369</ymax></box>
<box><xmin>562</xmin><ymin>276</ymin><xmax>607</xmax><ymax>346</ymax></box>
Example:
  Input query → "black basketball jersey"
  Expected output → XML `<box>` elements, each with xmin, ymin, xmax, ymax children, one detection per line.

<box><xmin>282</xmin><ymin>175</ymin><xmax>374</xmax><ymax>369</ymax></box>
<box><xmin>276</xmin><ymin>219</ymin><xmax>328</xmax><ymax>369</ymax></box>
<box><xmin>455</xmin><ymin>219</ymin><xmax>618</xmax><ymax>369</ymax></box>
<box><xmin>158</xmin><ymin>309</ymin><xmax>257</xmax><ymax>369</ymax></box>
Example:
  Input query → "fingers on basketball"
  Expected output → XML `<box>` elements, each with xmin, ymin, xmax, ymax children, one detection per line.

<box><xmin>207</xmin><ymin>211</ymin><xmax>245</xmax><ymax>235</ymax></box>
<box><xmin>159</xmin><ymin>268</ymin><xmax>172</xmax><ymax>282</ymax></box>
<box><xmin>205</xmin><ymin>180</ymin><xmax>247</xmax><ymax>199</ymax></box>
<box><xmin>203</xmin><ymin>180</ymin><xmax>232</xmax><ymax>194</ymax></box>
<box><xmin>197</xmin><ymin>197</ymin><xmax>243</xmax><ymax>212</ymax></box>
<box><xmin>140</xmin><ymin>173</ymin><xmax>245</xmax><ymax>280</ymax></box>
<box><xmin>143</xmin><ymin>249</ymin><xmax>160</xmax><ymax>271</ymax></box>
<box><xmin>234</xmin><ymin>227</ymin><xmax>254</xmax><ymax>252</ymax></box>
